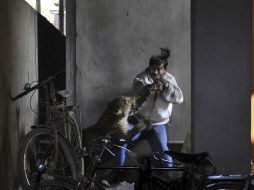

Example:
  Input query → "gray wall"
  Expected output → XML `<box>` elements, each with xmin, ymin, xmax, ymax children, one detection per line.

<box><xmin>0</xmin><ymin>2</ymin><xmax>250</xmax><ymax>189</ymax></box>
<box><xmin>76</xmin><ymin>0</ymin><xmax>191</xmax><ymax>142</ymax></box>
<box><xmin>0</xmin><ymin>0</ymin><xmax>38</xmax><ymax>189</ymax></box>
<box><xmin>192</xmin><ymin>0</ymin><xmax>251</xmax><ymax>174</ymax></box>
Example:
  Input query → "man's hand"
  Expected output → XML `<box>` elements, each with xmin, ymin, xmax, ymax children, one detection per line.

<box><xmin>151</xmin><ymin>80</ymin><xmax>163</xmax><ymax>91</ymax></box>
<box><xmin>143</xmin><ymin>81</ymin><xmax>162</xmax><ymax>95</ymax></box>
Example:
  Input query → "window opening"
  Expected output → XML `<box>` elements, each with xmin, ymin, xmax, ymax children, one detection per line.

<box><xmin>25</xmin><ymin>0</ymin><xmax>66</xmax><ymax>35</ymax></box>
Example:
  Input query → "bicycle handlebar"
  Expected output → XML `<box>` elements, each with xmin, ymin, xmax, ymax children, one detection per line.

<box><xmin>11</xmin><ymin>70</ymin><xmax>65</xmax><ymax>101</ymax></box>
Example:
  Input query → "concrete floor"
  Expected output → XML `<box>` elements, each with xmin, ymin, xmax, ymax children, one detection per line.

<box><xmin>105</xmin><ymin>182</ymin><xmax>134</xmax><ymax>190</ymax></box>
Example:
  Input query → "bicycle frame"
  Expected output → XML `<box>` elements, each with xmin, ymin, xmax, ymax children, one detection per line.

<box><xmin>13</xmin><ymin>71</ymin><xmax>85</xmax><ymax>189</ymax></box>
<box><xmin>12</xmin><ymin>71</ymin><xmax>82</xmax><ymax>149</ymax></box>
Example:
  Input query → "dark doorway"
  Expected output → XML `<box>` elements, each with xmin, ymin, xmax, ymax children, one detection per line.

<box><xmin>37</xmin><ymin>13</ymin><xmax>66</xmax><ymax>122</ymax></box>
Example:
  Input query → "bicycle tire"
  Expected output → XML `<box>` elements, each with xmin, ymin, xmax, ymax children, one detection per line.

<box><xmin>17</xmin><ymin>127</ymin><xmax>79</xmax><ymax>190</ymax></box>
<box><xmin>64</xmin><ymin>119</ymin><xmax>85</xmax><ymax>176</ymax></box>
<box><xmin>204</xmin><ymin>181</ymin><xmax>246</xmax><ymax>190</ymax></box>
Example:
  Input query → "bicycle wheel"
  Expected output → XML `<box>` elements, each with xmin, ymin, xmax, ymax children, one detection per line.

<box><xmin>17</xmin><ymin>127</ymin><xmax>80</xmax><ymax>190</ymax></box>
<box><xmin>204</xmin><ymin>181</ymin><xmax>246</xmax><ymax>190</ymax></box>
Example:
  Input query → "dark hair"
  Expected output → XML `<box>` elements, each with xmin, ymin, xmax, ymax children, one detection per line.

<box><xmin>149</xmin><ymin>55</ymin><xmax>163</xmax><ymax>67</ymax></box>
<box><xmin>159</xmin><ymin>48</ymin><xmax>170</xmax><ymax>69</ymax></box>
<box><xmin>149</xmin><ymin>48</ymin><xmax>170</xmax><ymax>69</ymax></box>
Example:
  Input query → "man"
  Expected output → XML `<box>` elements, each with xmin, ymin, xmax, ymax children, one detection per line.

<box><xmin>118</xmin><ymin>48</ymin><xmax>183</xmax><ymax>167</ymax></box>
<box><xmin>102</xmin><ymin>48</ymin><xmax>183</xmax><ymax>186</ymax></box>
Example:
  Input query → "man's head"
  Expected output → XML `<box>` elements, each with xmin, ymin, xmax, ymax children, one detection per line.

<box><xmin>148</xmin><ymin>56</ymin><xmax>166</xmax><ymax>80</ymax></box>
<box><xmin>148</xmin><ymin>48</ymin><xmax>170</xmax><ymax>80</ymax></box>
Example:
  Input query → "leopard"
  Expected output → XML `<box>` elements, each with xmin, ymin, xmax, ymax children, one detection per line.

<box><xmin>81</xmin><ymin>96</ymin><xmax>153</xmax><ymax>176</ymax></box>
<box><xmin>81</xmin><ymin>96</ymin><xmax>138</xmax><ymax>174</ymax></box>
<box><xmin>84</xmin><ymin>96</ymin><xmax>153</xmax><ymax>146</ymax></box>
<box><xmin>82</xmin><ymin>96</ymin><xmax>135</xmax><ymax>138</ymax></box>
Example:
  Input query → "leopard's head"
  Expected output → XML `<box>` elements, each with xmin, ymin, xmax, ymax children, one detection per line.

<box><xmin>116</xmin><ymin>96</ymin><xmax>136</xmax><ymax>117</ymax></box>
<box><xmin>94</xmin><ymin>96</ymin><xmax>137</xmax><ymax>135</ymax></box>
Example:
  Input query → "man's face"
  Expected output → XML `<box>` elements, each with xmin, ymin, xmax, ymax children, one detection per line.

<box><xmin>148</xmin><ymin>64</ymin><xmax>165</xmax><ymax>80</ymax></box>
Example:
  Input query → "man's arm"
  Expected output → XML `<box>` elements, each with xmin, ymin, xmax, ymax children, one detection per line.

<box><xmin>160</xmin><ymin>75</ymin><xmax>183</xmax><ymax>104</ymax></box>
<box><xmin>132</xmin><ymin>71</ymin><xmax>152</xmax><ymax>96</ymax></box>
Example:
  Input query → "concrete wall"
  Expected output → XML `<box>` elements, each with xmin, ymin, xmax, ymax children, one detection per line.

<box><xmin>192</xmin><ymin>0</ymin><xmax>251</xmax><ymax>174</ymax></box>
<box><xmin>66</xmin><ymin>0</ymin><xmax>77</xmax><ymax>106</ymax></box>
<box><xmin>0</xmin><ymin>1</ymin><xmax>250</xmax><ymax>188</ymax></box>
<box><xmin>76</xmin><ymin>0</ymin><xmax>191</xmax><ymax>142</ymax></box>
<box><xmin>0</xmin><ymin>0</ymin><xmax>38</xmax><ymax>189</ymax></box>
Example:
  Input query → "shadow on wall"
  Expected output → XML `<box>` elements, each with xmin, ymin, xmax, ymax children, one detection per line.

<box><xmin>0</xmin><ymin>0</ymin><xmax>39</xmax><ymax>189</ymax></box>
<box><xmin>0</xmin><ymin>74</ymin><xmax>17</xmax><ymax>189</ymax></box>
<box><xmin>0</xmin><ymin>1</ymin><xmax>16</xmax><ymax>187</ymax></box>
<box><xmin>0</xmin><ymin>60</ymin><xmax>27</xmax><ymax>190</ymax></box>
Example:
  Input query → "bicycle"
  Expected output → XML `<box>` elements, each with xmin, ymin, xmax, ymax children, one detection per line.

<box><xmin>31</xmin><ymin>129</ymin><xmax>253</xmax><ymax>190</ymax></box>
<box><xmin>31</xmin><ymin>136</ymin><xmax>215</xmax><ymax>190</ymax></box>
<box><xmin>31</xmin><ymin>137</ymin><xmax>126</xmax><ymax>190</ymax></box>
<box><xmin>81</xmin><ymin>143</ymin><xmax>252</xmax><ymax>190</ymax></box>
<box><xmin>13</xmin><ymin>72</ymin><xmax>251</xmax><ymax>190</ymax></box>
<box><xmin>27</xmin><ymin>124</ymin><xmax>253</xmax><ymax>190</ymax></box>
<box><xmin>12</xmin><ymin>71</ymin><xmax>84</xmax><ymax>189</ymax></box>
<box><xmin>13</xmin><ymin>73</ymin><xmax>141</xmax><ymax>190</ymax></box>
<box><xmin>134</xmin><ymin>151</ymin><xmax>253</xmax><ymax>190</ymax></box>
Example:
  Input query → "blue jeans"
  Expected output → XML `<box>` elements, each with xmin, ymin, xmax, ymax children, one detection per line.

<box><xmin>114</xmin><ymin>123</ymin><xmax>172</xmax><ymax>167</ymax></box>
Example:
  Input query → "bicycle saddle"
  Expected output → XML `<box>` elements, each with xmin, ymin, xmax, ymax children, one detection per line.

<box><xmin>163</xmin><ymin>151</ymin><xmax>209</xmax><ymax>163</ymax></box>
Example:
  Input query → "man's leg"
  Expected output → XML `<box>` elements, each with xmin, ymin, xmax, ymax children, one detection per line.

<box><xmin>146</xmin><ymin>124</ymin><xmax>172</xmax><ymax>167</ymax></box>
<box><xmin>101</xmin><ymin>123</ymin><xmax>141</xmax><ymax>187</ymax></box>
<box><xmin>114</xmin><ymin>123</ymin><xmax>141</xmax><ymax>166</ymax></box>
